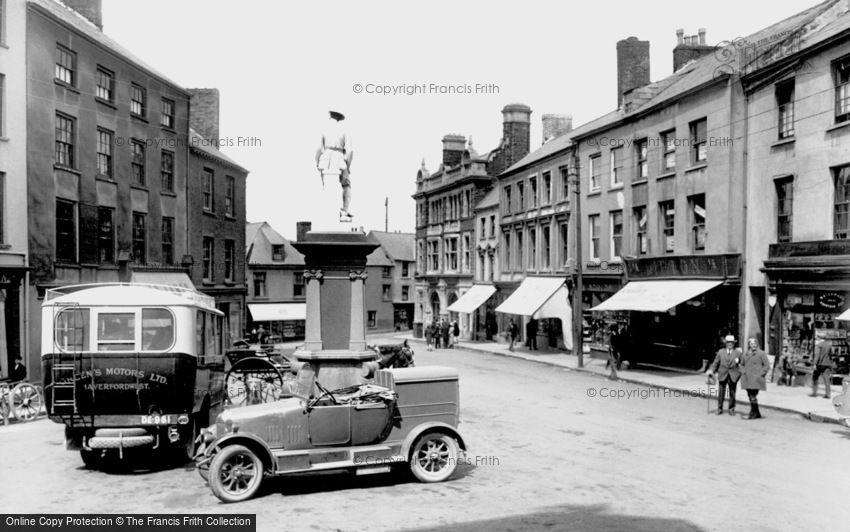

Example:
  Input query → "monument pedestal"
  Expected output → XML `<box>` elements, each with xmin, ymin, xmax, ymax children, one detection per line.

<box><xmin>291</xmin><ymin>231</ymin><xmax>380</xmax><ymax>395</ymax></box>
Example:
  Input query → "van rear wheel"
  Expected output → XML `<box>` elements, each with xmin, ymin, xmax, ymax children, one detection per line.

<box><xmin>409</xmin><ymin>432</ymin><xmax>458</xmax><ymax>483</ymax></box>
<box><xmin>209</xmin><ymin>445</ymin><xmax>264</xmax><ymax>503</ymax></box>
<box><xmin>80</xmin><ymin>449</ymin><xmax>103</xmax><ymax>469</ymax></box>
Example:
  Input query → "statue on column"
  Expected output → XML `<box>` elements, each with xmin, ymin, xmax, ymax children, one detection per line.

<box><xmin>316</xmin><ymin>110</ymin><xmax>354</xmax><ymax>221</ymax></box>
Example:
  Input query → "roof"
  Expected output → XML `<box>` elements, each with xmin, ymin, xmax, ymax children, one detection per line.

<box><xmin>474</xmin><ymin>187</ymin><xmax>499</xmax><ymax>210</ymax></box>
<box><xmin>43</xmin><ymin>283</ymin><xmax>219</xmax><ymax>311</ymax></box>
<box><xmin>367</xmin><ymin>231</ymin><xmax>415</xmax><ymax>262</ymax></box>
<box><xmin>189</xmin><ymin>129</ymin><xmax>249</xmax><ymax>174</ymax></box>
<box><xmin>30</xmin><ymin>0</ymin><xmax>186</xmax><ymax>91</ymax></box>
<box><xmin>246</xmin><ymin>222</ymin><xmax>304</xmax><ymax>265</ymax></box>
<box><xmin>366</xmin><ymin>247</ymin><xmax>395</xmax><ymax>267</ymax></box>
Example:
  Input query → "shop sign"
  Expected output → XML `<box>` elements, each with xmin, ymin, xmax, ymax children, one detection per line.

<box><xmin>818</xmin><ymin>292</ymin><xmax>845</xmax><ymax>310</ymax></box>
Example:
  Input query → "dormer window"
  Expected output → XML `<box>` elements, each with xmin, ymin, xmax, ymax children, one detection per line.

<box><xmin>272</xmin><ymin>245</ymin><xmax>284</xmax><ymax>261</ymax></box>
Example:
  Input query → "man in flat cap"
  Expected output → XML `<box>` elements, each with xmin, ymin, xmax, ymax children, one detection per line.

<box><xmin>707</xmin><ymin>334</ymin><xmax>743</xmax><ymax>415</ymax></box>
<box><xmin>316</xmin><ymin>110</ymin><xmax>354</xmax><ymax>219</ymax></box>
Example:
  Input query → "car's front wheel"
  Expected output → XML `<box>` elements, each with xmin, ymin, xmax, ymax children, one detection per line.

<box><xmin>209</xmin><ymin>445</ymin><xmax>264</xmax><ymax>503</ymax></box>
<box><xmin>409</xmin><ymin>432</ymin><xmax>458</xmax><ymax>483</ymax></box>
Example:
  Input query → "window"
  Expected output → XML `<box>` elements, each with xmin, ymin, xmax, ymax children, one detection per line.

<box><xmin>161</xmin><ymin>98</ymin><xmax>175</xmax><ymax>129</ymax></box>
<box><xmin>367</xmin><ymin>311</ymin><xmax>377</xmax><ymax>329</ymax></box>
<box><xmin>559</xmin><ymin>222</ymin><xmax>569</xmax><ymax>268</ymax></box>
<box><xmin>529</xmin><ymin>177</ymin><xmax>538</xmax><ymax>208</ymax></box>
<box><xmin>130</xmin><ymin>84</ymin><xmax>146</xmax><ymax>118</ymax></box>
<box><xmin>444</xmin><ymin>237</ymin><xmax>458</xmax><ymax>271</ymax></box>
<box><xmin>96</xmin><ymin>67</ymin><xmax>114</xmax><ymax>102</ymax></box>
<box><xmin>55</xmin><ymin>45</ymin><xmax>76</xmax><ymax>86</ymax></box>
<box><xmin>131</xmin><ymin>139</ymin><xmax>146</xmax><ymax>185</ymax></box>
<box><xmin>589</xmin><ymin>215</ymin><xmax>600</xmax><ymax>260</ymax></box>
<box><xmin>427</xmin><ymin>240</ymin><xmax>439</xmax><ymax>271</ymax></box>
<box><xmin>132</xmin><ymin>212</ymin><xmax>146</xmax><ymax>263</ymax></box>
<box><xmin>463</xmin><ymin>234</ymin><xmax>471</xmax><ymax>272</ymax></box>
<box><xmin>402</xmin><ymin>286</ymin><xmax>410</xmax><ymax>301</ymax></box>
<box><xmin>542</xmin><ymin>172</ymin><xmax>552</xmax><ymax>205</ymax></box>
<box><xmin>479</xmin><ymin>218</ymin><xmax>486</xmax><ymax>240</ymax></box>
<box><xmin>401</xmin><ymin>262</ymin><xmax>409</xmax><ymax>277</ymax></box>
<box><xmin>529</xmin><ymin>227</ymin><xmax>537</xmax><ymax>269</ymax></box>
<box><xmin>560</xmin><ymin>166</ymin><xmax>570</xmax><ymax>200</ymax></box>
<box><xmin>488</xmin><ymin>254</ymin><xmax>495</xmax><ymax>281</ymax></box>
<box><xmin>489</xmin><ymin>216</ymin><xmax>495</xmax><ymax>238</ymax></box>
<box><xmin>777</xmin><ymin>80</ymin><xmax>795</xmax><ymax>139</ymax></box>
<box><xmin>659</xmin><ymin>200</ymin><xmax>675</xmax><ymax>252</ymax></box>
<box><xmin>56</xmin><ymin>199</ymin><xmax>77</xmax><ymax>262</ymax></box>
<box><xmin>202</xmin><ymin>169</ymin><xmax>214</xmax><ymax>211</ymax></box>
<box><xmin>0</xmin><ymin>0</ymin><xmax>5</xmax><ymax>45</ymax></box>
<box><xmin>142</xmin><ymin>309</ymin><xmax>174</xmax><ymax>351</ymax></box>
<box><xmin>517</xmin><ymin>181</ymin><xmax>525</xmax><ymax>210</ymax></box>
<box><xmin>776</xmin><ymin>178</ymin><xmax>793</xmax><ymax>243</ymax></box>
<box><xmin>382</xmin><ymin>284</ymin><xmax>392</xmax><ymax>301</ymax></box>
<box><xmin>97</xmin><ymin>207</ymin><xmax>114</xmax><ymax>263</ymax></box>
<box><xmin>589</xmin><ymin>154</ymin><xmax>601</xmax><ymax>191</ymax></box>
<box><xmin>636</xmin><ymin>139</ymin><xmax>648</xmax><ymax>180</ymax></box>
<box><xmin>634</xmin><ymin>206</ymin><xmax>648</xmax><ymax>255</ymax></box>
<box><xmin>835</xmin><ymin>56</ymin><xmax>850</xmax><ymax>123</ymax></box>
<box><xmin>54</xmin><ymin>308</ymin><xmax>89</xmax><ymax>352</ymax></box>
<box><xmin>382</xmin><ymin>266</ymin><xmax>391</xmax><ymax>278</ymax></box>
<box><xmin>478</xmin><ymin>252</ymin><xmax>485</xmax><ymax>280</ymax></box>
<box><xmin>0</xmin><ymin>173</ymin><xmax>4</xmax><ymax>242</ymax></box>
<box><xmin>225</xmin><ymin>176</ymin><xmax>235</xmax><ymax>216</ymax></box>
<box><xmin>253</xmin><ymin>272</ymin><xmax>266</xmax><ymax>297</ymax></box>
<box><xmin>834</xmin><ymin>165</ymin><xmax>850</xmax><ymax>239</ymax></box>
<box><xmin>690</xmin><ymin>118</ymin><xmax>707</xmax><ymax>163</ymax></box>
<box><xmin>55</xmin><ymin>113</ymin><xmax>75</xmax><ymax>168</ymax></box>
<box><xmin>0</xmin><ymin>74</ymin><xmax>4</xmax><ymax>137</ymax></box>
<box><xmin>97</xmin><ymin>313</ymin><xmax>135</xmax><ymax>351</ymax></box>
<box><xmin>503</xmin><ymin>186</ymin><xmax>512</xmax><ymax>214</ymax></box>
<box><xmin>161</xmin><ymin>150</ymin><xmax>174</xmax><ymax>192</ymax></box>
<box><xmin>516</xmin><ymin>229</ymin><xmax>523</xmax><ymax>269</ymax></box>
<box><xmin>610</xmin><ymin>210</ymin><xmax>623</xmax><ymax>258</ymax></box>
<box><xmin>662</xmin><ymin>130</ymin><xmax>676</xmax><ymax>171</ymax></box>
<box><xmin>542</xmin><ymin>225</ymin><xmax>551</xmax><ymax>269</ymax></box>
<box><xmin>96</xmin><ymin>128</ymin><xmax>113</xmax><ymax>178</ymax></box>
<box><xmin>224</xmin><ymin>240</ymin><xmax>235</xmax><ymax>281</ymax></box>
<box><xmin>294</xmin><ymin>272</ymin><xmax>305</xmax><ymax>298</ymax></box>
<box><xmin>162</xmin><ymin>217</ymin><xmax>174</xmax><ymax>265</ymax></box>
<box><xmin>504</xmin><ymin>232</ymin><xmax>511</xmax><ymax>271</ymax></box>
<box><xmin>610</xmin><ymin>147</ymin><xmax>623</xmax><ymax>186</ymax></box>
<box><xmin>272</xmin><ymin>245</ymin><xmax>284</xmax><ymax>261</ymax></box>
<box><xmin>202</xmin><ymin>237</ymin><xmax>214</xmax><ymax>281</ymax></box>
<box><xmin>690</xmin><ymin>195</ymin><xmax>706</xmax><ymax>251</ymax></box>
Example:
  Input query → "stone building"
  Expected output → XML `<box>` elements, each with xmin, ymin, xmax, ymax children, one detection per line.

<box><xmin>367</xmin><ymin>230</ymin><xmax>415</xmax><ymax>331</ymax></box>
<box><xmin>412</xmin><ymin>104</ymin><xmax>532</xmax><ymax>338</ymax></box>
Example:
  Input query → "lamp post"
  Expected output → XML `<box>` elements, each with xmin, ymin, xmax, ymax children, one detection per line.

<box><xmin>569</xmin><ymin>155</ymin><xmax>584</xmax><ymax>368</ymax></box>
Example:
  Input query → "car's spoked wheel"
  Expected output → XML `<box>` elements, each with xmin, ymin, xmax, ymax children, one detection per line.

<box><xmin>409</xmin><ymin>432</ymin><xmax>458</xmax><ymax>483</ymax></box>
<box><xmin>209</xmin><ymin>445</ymin><xmax>263</xmax><ymax>503</ymax></box>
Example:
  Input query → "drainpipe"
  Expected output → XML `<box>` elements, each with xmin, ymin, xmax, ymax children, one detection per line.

<box><xmin>739</xmin><ymin>78</ymin><xmax>750</xmax><ymax>346</ymax></box>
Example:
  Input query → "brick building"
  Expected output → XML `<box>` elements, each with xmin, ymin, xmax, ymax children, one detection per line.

<box><xmin>412</xmin><ymin>104</ymin><xmax>532</xmax><ymax>338</ymax></box>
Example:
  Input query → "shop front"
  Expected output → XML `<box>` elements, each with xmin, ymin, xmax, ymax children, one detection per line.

<box><xmin>495</xmin><ymin>276</ymin><xmax>573</xmax><ymax>350</ymax></box>
<box><xmin>447</xmin><ymin>284</ymin><xmax>497</xmax><ymax>341</ymax></box>
<box><xmin>763</xmin><ymin>241</ymin><xmax>850</xmax><ymax>381</ymax></box>
<box><xmin>582</xmin><ymin>268</ymin><xmax>625</xmax><ymax>353</ymax></box>
<box><xmin>247</xmin><ymin>302</ymin><xmax>307</xmax><ymax>341</ymax></box>
<box><xmin>393</xmin><ymin>303</ymin><xmax>414</xmax><ymax>331</ymax></box>
<box><xmin>592</xmin><ymin>254</ymin><xmax>741</xmax><ymax>370</ymax></box>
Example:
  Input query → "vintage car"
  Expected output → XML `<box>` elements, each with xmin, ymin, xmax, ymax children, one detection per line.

<box><xmin>195</xmin><ymin>366</ymin><xmax>465</xmax><ymax>502</ymax></box>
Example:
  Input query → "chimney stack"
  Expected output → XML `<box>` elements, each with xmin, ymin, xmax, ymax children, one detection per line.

<box><xmin>542</xmin><ymin>114</ymin><xmax>573</xmax><ymax>144</ymax></box>
<box><xmin>296</xmin><ymin>221</ymin><xmax>312</xmax><ymax>242</ymax></box>
<box><xmin>673</xmin><ymin>29</ymin><xmax>713</xmax><ymax>72</ymax></box>
<box><xmin>616</xmin><ymin>37</ymin><xmax>651</xmax><ymax>109</ymax></box>
<box><xmin>441</xmin><ymin>134</ymin><xmax>466</xmax><ymax>167</ymax></box>
<box><xmin>188</xmin><ymin>88</ymin><xmax>220</xmax><ymax>144</ymax></box>
<box><xmin>64</xmin><ymin>0</ymin><xmax>103</xmax><ymax>30</ymax></box>
<box><xmin>502</xmin><ymin>103</ymin><xmax>532</xmax><ymax>167</ymax></box>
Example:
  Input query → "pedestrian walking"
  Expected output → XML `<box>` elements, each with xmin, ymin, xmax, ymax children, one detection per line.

<box><xmin>452</xmin><ymin>320</ymin><xmax>460</xmax><ymax>347</ymax></box>
<box><xmin>257</xmin><ymin>325</ymin><xmax>268</xmax><ymax>345</ymax></box>
<box><xmin>441</xmin><ymin>320</ymin><xmax>451</xmax><ymax>349</ymax></box>
<box><xmin>433</xmin><ymin>321</ymin><xmax>441</xmax><ymax>349</ymax></box>
<box><xmin>740</xmin><ymin>337</ymin><xmax>769</xmax><ymax>419</ymax></box>
<box><xmin>526</xmin><ymin>319</ymin><xmax>538</xmax><ymax>350</ymax></box>
<box><xmin>508</xmin><ymin>319</ymin><xmax>518</xmax><ymax>351</ymax></box>
<box><xmin>425</xmin><ymin>322</ymin><xmax>434</xmax><ymax>351</ymax></box>
<box><xmin>706</xmin><ymin>335</ymin><xmax>742</xmax><ymax>415</ymax></box>
<box><xmin>810</xmin><ymin>334</ymin><xmax>834</xmax><ymax>398</ymax></box>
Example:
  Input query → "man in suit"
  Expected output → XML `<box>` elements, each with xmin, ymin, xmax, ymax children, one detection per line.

<box><xmin>706</xmin><ymin>335</ymin><xmax>742</xmax><ymax>415</ymax></box>
<box><xmin>810</xmin><ymin>334</ymin><xmax>834</xmax><ymax>399</ymax></box>
<box><xmin>9</xmin><ymin>356</ymin><xmax>27</xmax><ymax>383</ymax></box>
<box><xmin>741</xmin><ymin>337</ymin><xmax>770</xmax><ymax>419</ymax></box>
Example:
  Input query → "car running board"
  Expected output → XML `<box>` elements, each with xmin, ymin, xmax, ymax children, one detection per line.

<box><xmin>272</xmin><ymin>443</ymin><xmax>404</xmax><ymax>474</ymax></box>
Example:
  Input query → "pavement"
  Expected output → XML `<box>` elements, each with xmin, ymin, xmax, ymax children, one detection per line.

<box><xmin>398</xmin><ymin>334</ymin><xmax>849</xmax><ymax>425</ymax></box>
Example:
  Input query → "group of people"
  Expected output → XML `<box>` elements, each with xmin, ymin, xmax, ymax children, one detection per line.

<box><xmin>776</xmin><ymin>334</ymin><xmax>835</xmax><ymax>398</ymax></box>
<box><xmin>706</xmin><ymin>335</ymin><xmax>771</xmax><ymax>419</ymax></box>
<box><xmin>424</xmin><ymin>319</ymin><xmax>460</xmax><ymax>351</ymax></box>
<box><xmin>248</xmin><ymin>325</ymin><xmax>269</xmax><ymax>345</ymax></box>
<box><xmin>506</xmin><ymin>318</ymin><xmax>539</xmax><ymax>352</ymax></box>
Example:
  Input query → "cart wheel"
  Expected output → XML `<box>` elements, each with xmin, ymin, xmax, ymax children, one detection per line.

<box><xmin>10</xmin><ymin>383</ymin><xmax>42</xmax><ymax>421</ymax></box>
<box><xmin>80</xmin><ymin>449</ymin><xmax>104</xmax><ymax>469</ymax></box>
<box><xmin>225</xmin><ymin>358</ymin><xmax>284</xmax><ymax>406</ymax></box>
<box><xmin>209</xmin><ymin>445</ymin><xmax>264</xmax><ymax>503</ymax></box>
<box><xmin>409</xmin><ymin>432</ymin><xmax>458</xmax><ymax>483</ymax></box>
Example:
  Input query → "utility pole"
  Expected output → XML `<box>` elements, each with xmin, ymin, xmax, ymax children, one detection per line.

<box><xmin>385</xmin><ymin>197</ymin><xmax>389</xmax><ymax>232</ymax></box>
<box><xmin>570</xmin><ymin>155</ymin><xmax>584</xmax><ymax>368</ymax></box>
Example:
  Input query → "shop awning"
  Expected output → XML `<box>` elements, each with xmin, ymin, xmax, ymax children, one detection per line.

<box><xmin>248</xmin><ymin>303</ymin><xmax>306</xmax><ymax>322</ymax></box>
<box><xmin>131</xmin><ymin>272</ymin><xmax>195</xmax><ymax>290</ymax></box>
<box><xmin>590</xmin><ymin>280</ymin><xmax>723</xmax><ymax>312</ymax></box>
<box><xmin>447</xmin><ymin>284</ymin><xmax>496</xmax><ymax>313</ymax></box>
<box><xmin>496</xmin><ymin>277</ymin><xmax>566</xmax><ymax>317</ymax></box>
<box><xmin>837</xmin><ymin>309</ymin><xmax>850</xmax><ymax>321</ymax></box>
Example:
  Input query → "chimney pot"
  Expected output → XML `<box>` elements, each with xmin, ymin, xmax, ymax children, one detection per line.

<box><xmin>676</xmin><ymin>29</ymin><xmax>684</xmax><ymax>45</ymax></box>
<box><xmin>698</xmin><ymin>28</ymin><xmax>706</xmax><ymax>45</ymax></box>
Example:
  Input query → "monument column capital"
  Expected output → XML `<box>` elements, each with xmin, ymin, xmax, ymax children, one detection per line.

<box><xmin>349</xmin><ymin>270</ymin><xmax>368</xmax><ymax>281</ymax></box>
<box><xmin>304</xmin><ymin>269</ymin><xmax>324</xmax><ymax>282</ymax></box>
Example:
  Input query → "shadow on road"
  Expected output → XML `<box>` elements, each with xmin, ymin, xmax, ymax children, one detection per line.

<box><xmin>402</xmin><ymin>503</ymin><xmax>705</xmax><ymax>532</ymax></box>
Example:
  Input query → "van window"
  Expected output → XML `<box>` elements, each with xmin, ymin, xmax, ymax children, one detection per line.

<box><xmin>196</xmin><ymin>310</ymin><xmax>205</xmax><ymax>355</ymax></box>
<box><xmin>97</xmin><ymin>313</ymin><xmax>135</xmax><ymax>351</ymax></box>
<box><xmin>205</xmin><ymin>312</ymin><xmax>217</xmax><ymax>355</ymax></box>
<box><xmin>142</xmin><ymin>308</ymin><xmax>174</xmax><ymax>351</ymax></box>
<box><xmin>55</xmin><ymin>308</ymin><xmax>90</xmax><ymax>351</ymax></box>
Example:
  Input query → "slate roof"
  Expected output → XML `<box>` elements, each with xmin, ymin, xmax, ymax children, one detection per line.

<box><xmin>189</xmin><ymin>129</ymin><xmax>249</xmax><ymax>174</ymax></box>
<box><xmin>367</xmin><ymin>231</ymin><xmax>415</xmax><ymax>262</ymax></box>
<box><xmin>474</xmin><ymin>187</ymin><xmax>499</xmax><ymax>210</ymax></box>
<box><xmin>246</xmin><ymin>222</ymin><xmax>304</xmax><ymax>266</ymax></box>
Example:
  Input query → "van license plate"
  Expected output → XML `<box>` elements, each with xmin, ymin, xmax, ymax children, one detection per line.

<box><xmin>140</xmin><ymin>414</ymin><xmax>172</xmax><ymax>425</ymax></box>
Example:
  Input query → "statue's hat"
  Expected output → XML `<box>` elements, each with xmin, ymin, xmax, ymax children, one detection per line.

<box><xmin>329</xmin><ymin>110</ymin><xmax>345</xmax><ymax>120</ymax></box>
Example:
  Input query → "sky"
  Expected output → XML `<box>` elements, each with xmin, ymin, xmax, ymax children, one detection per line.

<box><xmin>101</xmin><ymin>0</ymin><xmax>819</xmax><ymax>238</ymax></box>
